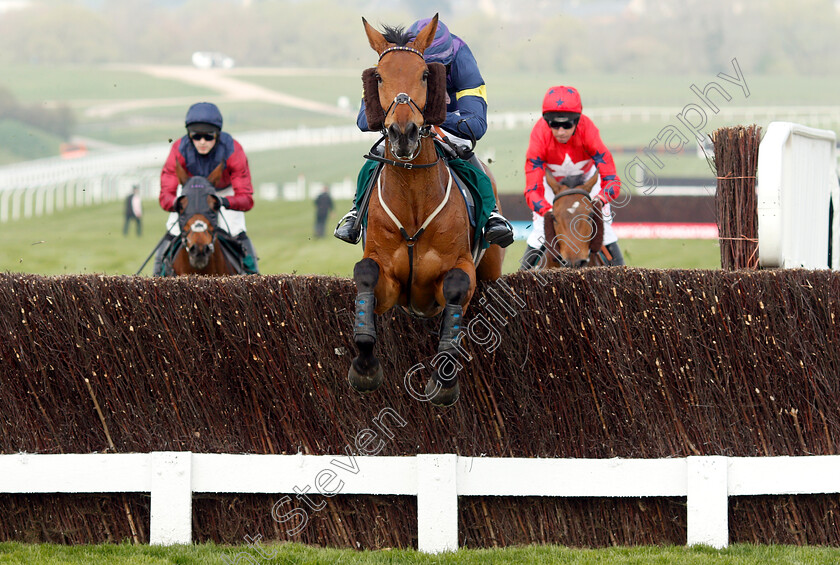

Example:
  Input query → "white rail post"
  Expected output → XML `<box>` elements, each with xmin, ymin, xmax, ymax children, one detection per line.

<box><xmin>686</xmin><ymin>455</ymin><xmax>728</xmax><ymax>548</ymax></box>
<box><xmin>417</xmin><ymin>454</ymin><xmax>458</xmax><ymax>553</ymax></box>
<box><xmin>150</xmin><ymin>451</ymin><xmax>193</xmax><ymax>545</ymax></box>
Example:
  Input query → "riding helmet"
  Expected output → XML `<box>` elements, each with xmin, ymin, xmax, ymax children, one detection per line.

<box><xmin>185</xmin><ymin>102</ymin><xmax>223</xmax><ymax>133</ymax></box>
<box><xmin>542</xmin><ymin>86</ymin><xmax>582</xmax><ymax>121</ymax></box>
<box><xmin>407</xmin><ymin>18</ymin><xmax>456</xmax><ymax>65</ymax></box>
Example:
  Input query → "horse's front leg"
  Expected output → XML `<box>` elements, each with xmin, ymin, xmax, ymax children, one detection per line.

<box><xmin>348</xmin><ymin>257</ymin><xmax>386</xmax><ymax>393</ymax></box>
<box><xmin>426</xmin><ymin>265</ymin><xmax>475</xmax><ymax>407</ymax></box>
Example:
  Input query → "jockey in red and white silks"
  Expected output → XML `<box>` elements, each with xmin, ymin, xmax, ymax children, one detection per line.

<box><xmin>522</xmin><ymin>86</ymin><xmax>625</xmax><ymax>266</ymax></box>
<box><xmin>153</xmin><ymin>102</ymin><xmax>259</xmax><ymax>275</ymax></box>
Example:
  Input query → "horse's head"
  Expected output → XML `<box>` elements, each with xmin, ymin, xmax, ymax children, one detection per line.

<box><xmin>175</xmin><ymin>194</ymin><xmax>221</xmax><ymax>270</ymax></box>
<box><xmin>362</xmin><ymin>14</ymin><xmax>447</xmax><ymax>161</ymax></box>
<box><xmin>175</xmin><ymin>176</ymin><xmax>223</xmax><ymax>271</ymax></box>
<box><xmin>544</xmin><ymin>174</ymin><xmax>603</xmax><ymax>268</ymax></box>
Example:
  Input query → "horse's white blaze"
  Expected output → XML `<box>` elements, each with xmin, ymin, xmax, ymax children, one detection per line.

<box><xmin>566</xmin><ymin>202</ymin><xmax>580</xmax><ymax>214</ymax></box>
<box><xmin>190</xmin><ymin>220</ymin><xmax>209</xmax><ymax>233</ymax></box>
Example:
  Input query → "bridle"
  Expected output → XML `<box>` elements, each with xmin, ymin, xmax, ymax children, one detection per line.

<box><xmin>365</xmin><ymin>44</ymin><xmax>439</xmax><ymax>169</ymax></box>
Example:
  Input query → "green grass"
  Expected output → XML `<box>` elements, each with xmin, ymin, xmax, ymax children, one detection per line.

<box><xmin>0</xmin><ymin>542</ymin><xmax>839</xmax><ymax>564</ymax></box>
<box><xmin>0</xmin><ymin>65</ymin><xmax>215</xmax><ymax>103</ymax></box>
<box><xmin>0</xmin><ymin>197</ymin><xmax>720</xmax><ymax>276</ymax></box>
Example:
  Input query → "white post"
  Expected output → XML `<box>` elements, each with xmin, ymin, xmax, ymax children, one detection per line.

<box><xmin>150</xmin><ymin>451</ymin><xmax>193</xmax><ymax>545</ymax></box>
<box><xmin>686</xmin><ymin>456</ymin><xmax>728</xmax><ymax>548</ymax></box>
<box><xmin>417</xmin><ymin>454</ymin><xmax>458</xmax><ymax>553</ymax></box>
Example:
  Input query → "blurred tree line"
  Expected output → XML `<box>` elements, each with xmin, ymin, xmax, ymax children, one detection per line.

<box><xmin>0</xmin><ymin>0</ymin><xmax>837</xmax><ymax>74</ymax></box>
<box><xmin>0</xmin><ymin>86</ymin><xmax>74</xmax><ymax>139</ymax></box>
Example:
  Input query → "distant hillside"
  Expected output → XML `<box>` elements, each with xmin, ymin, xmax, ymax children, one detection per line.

<box><xmin>0</xmin><ymin>120</ymin><xmax>62</xmax><ymax>164</ymax></box>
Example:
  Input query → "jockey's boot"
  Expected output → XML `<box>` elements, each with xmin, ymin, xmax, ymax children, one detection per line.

<box><xmin>334</xmin><ymin>206</ymin><xmax>362</xmax><ymax>244</ymax></box>
<box><xmin>605</xmin><ymin>241</ymin><xmax>625</xmax><ymax>266</ymax></box>
<box><xmin>519</xmin><ymin>245</ymin><xmax>544</xmax><ymax>270</ymax></box>
<box><xmin>237</xmin><ymin>232</ymin><xmax>260</xmax><ymax>274</ymax></box>
<box><xmin>461</xmin><ymin>152</ymin><xmax>515</xmax><ymax>248</ymax></box>
<box><xmin>152</xmin><ymin>233</ymin><xmax>177</xmax><ymax>277</ymax></box>
<box><xmin>484</xmin><ymin>205</ymin><xmax>515</xmax><ymax>248</ymax></box>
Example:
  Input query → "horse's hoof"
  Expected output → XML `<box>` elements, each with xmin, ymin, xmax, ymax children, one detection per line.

<box><xmin>425</xmin><ymin>378</ymin><xmax>460</xmax><ymax>407</ymax></box>
<box><xmin>348</xmin><ymin>358</ymin><xmax>384</xmax><ymax>394</ymax></box>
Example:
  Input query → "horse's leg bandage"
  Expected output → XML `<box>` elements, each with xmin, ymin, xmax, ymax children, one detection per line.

<box><xmin>354</xmin><ymin>291</ymin><xmax>377</xmax><ymax>340</ymax></box>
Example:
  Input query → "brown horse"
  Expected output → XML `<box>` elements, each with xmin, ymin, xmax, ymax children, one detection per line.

<box><xmin>347</xmin><ymin>14</ymin><xmax>505</xmax><ymax>406</ymax></box>
<box><xmin>543</xmin><ymin>173</ymin><xmax>606</xmax><ymax>268</ymax></box>
<box><xmin>171</xmin><ymin>175</ymin><xmax>237</xmax><ymax>276</ymax></box>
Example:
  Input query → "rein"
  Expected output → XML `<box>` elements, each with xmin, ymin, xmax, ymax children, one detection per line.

<box><xmin>364</xmin><ymin>134</ymin><xmax>440</xmax><ymax>169</ymax></box>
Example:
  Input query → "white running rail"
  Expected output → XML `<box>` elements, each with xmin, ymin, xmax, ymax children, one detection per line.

<box><xmin>1</xmin><ymin>452</ymin><xmax>839</xmax><ymax>552</ymax></box>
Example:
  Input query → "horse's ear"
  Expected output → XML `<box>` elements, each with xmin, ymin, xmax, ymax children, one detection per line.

<box><xmin>175</xmin><ymin>160</ymin><xmax>189</xmax><ymax>185</ymax></box>
<box><xmin>424</xmin><ymin>62</ymin><xmax>447</xmax><ymax>125</ymax></box>
<box><xmin>207</xmin><ymin>194</ymin><xmax>221</xmax><ymax>212</ymax></box>
<box><xmin>543</xmin><ymin>210</ymin><xmax>556</xmax><ymax>248</ymax></box>
<box><xmin>589</xmin><ymin>203</ymin><xmax>605</xmax><ymax>253</ymax></box>
<box><xmin>207</xmin><ymin>162</ymin><xmax>224</xmax><ymax>185</ymax></box>
<box><xmin>362</xmin><ymin>17</ymin><xmax>389</xmax><ymax>55</ymax></box>
<box><xmin>411</xmin><ymin>14</ymin><xmax>438</xmax><ymax>54</ymax></box>
<box><xmin>545</xmin><ymin>172</ymin><xmax>562</xmax><ymax>194</ymax></box>
<box><xmin>362</xmin><ymin>67</ymin><xmax>385</xmax><ymax>131</ymax></box>
<box><xmin>582</xmin><ymin>174</ymin><xmax>599</xmax><ymax>192</ymax></box>
<box><xmin>175</xmin><ymin>195</ymin><xmax>187</xmax><ymax>214</ymax></box>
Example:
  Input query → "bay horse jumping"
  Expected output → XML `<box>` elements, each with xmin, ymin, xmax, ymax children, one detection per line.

<box><xmin>543</xmin><ymin>173</ymin><xmax>606</xmax><ymax>268</ymax></box>
<box><xmin>347</xmin><ymin>14</ymin><xmax>505</xmax><ymax>406</ymax></box>
<box><xmin>171</xmin><ymin>175</ymin><xmax>237</xmax><ymax>276</ymax></box>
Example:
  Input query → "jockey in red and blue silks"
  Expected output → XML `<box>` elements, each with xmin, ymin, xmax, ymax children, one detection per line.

<box><xmin>334</xmin><ymin>18</ymin><xmax>514</xmax><ymax>249</ymax></box>
<box><xmin>520</xmin><ymin>86</ymin><xmax>626</xmax><ymax>268</ymax></box>
<box><xmin>153</xmin><ymin>102</ymin><xmax>259</xmax><ymax>275</ymax></box>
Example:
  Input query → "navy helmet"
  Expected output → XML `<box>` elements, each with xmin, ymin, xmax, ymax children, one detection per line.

<box><xmin>185</xmin><ymin>102</ymin><xmax>223</xmax><ymax>133</ymax></box>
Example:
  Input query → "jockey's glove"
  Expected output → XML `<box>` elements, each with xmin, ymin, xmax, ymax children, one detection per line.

<box><xmin>219</xmin><ymin>196</ymin><xmax>230</xmax><ymax>208</ymax></box>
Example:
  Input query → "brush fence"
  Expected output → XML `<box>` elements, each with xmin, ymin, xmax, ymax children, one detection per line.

<box><xmin>2</xmin><ymin>269</ymin><xmax>839</xmax><ymax>549</ymax></box>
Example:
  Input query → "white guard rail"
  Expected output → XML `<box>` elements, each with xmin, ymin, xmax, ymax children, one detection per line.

<box><xmin>757</xmin><ymin>122</ymin><xmax>840</xmax><ymax>269</ymax></box>
<box><xmin>1</xmin><ymin>453</ymin><xmax>840</xmax><ymax>552</ymax></box>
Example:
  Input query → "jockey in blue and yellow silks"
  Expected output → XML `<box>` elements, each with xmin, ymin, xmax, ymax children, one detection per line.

<box><xmin>334</xmin><ymin>18</ymin><xmax>514</xmax><ymax>248</ymax></box>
